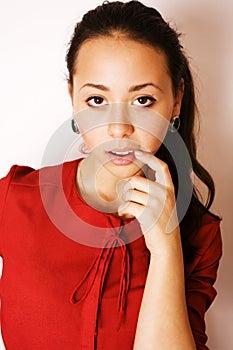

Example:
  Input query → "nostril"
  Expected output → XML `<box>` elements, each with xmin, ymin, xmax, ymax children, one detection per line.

<box><xmin>107</xmin><ymin>123</ymin><xmax>134</xmax><ymax>138</ymax></box>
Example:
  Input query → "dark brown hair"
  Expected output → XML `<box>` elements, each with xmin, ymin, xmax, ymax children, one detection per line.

<box><xmin>66</xmin><ymin>0</ymin><xmax>218</xmax><ymax>261</ymax></box>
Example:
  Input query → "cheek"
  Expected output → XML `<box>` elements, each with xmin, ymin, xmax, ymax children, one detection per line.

<box><xmin>132</xmin><ymin>108</ymin><xmax>170</xmax><ymax>141</ymax></box>
<box><xmin>135</xmin><ymin>116</ymin><xmax>169</xmax><ymax>152</ymax></box>
<box><xmin>139</xmin><ymin>132</ymin><xmax>163</xmax><ymax>153</ymax></box>
<box><xmin>82</xmin><ymin>128</ymin><xmax>107</xmax><ymax>149</ymax></box>
<box><xmin>150</xmin><ymin>138</ymin><xmax>163</xmax><ymax>154</ymax></box>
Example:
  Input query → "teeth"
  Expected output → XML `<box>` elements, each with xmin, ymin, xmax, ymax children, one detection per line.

<box><xmin>111</xmin><ymin>150</ymin><xmax>133</xmax><ymax>156</ymax></box>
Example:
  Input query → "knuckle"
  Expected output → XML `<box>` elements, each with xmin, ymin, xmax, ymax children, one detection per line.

<box><xmin>161</xmin><ymin>162</ymin><xmax>168</xmax><ymax>171</ymax></box>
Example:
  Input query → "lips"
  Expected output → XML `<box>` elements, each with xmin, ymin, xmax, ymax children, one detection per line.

<box><xmin>106</xmin><ymin>148</ymin><xmax>136</xmax><ymax>165</ymax></box>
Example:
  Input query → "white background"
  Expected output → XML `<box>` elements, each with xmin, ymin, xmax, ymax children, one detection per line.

<box><xmin>0</xmin><ymin>0</ymin><xmax>232</xmax><ymax>349</ymax></box>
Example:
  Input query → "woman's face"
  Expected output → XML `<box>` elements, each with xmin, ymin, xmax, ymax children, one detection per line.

<box><xmin>69</xmin><ymin>36</ymin><xmax>183</xmax><ymax>179</ymax></box>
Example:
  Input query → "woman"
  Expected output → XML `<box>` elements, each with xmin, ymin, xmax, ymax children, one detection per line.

<box><xmin>0</xmin><ymin>1</ymin><xmax>222</xmax><ymax>349</ymax></box>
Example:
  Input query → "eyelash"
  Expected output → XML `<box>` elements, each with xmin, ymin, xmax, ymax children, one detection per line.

<box><xmin>134</xmin><ymin>96</ymin><xmax>156</xmax><ymax>107</ymax></box>
<box><xmin>85</xmin><ymin>95</ymin><xmax>156</xmax><ymax>107</ymax></box>
<box><xmin>86</xmin><ymin>96</ymin><xmax>105</xmax><ymax>106</ymax></box>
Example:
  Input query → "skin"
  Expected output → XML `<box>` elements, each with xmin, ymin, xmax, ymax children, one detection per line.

<box><xmin>68</xmin><ymin>36</ymin><xmax>183</xmax><ymax>199</ymax></box>
<box><xmin>68</xmin><ymin>35</ymin><xmax>196</xmax><ymax>349</ymax></box>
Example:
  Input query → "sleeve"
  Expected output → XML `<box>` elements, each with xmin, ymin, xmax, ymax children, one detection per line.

<box><xmin>185</xmin><ymin>220</ymin><xmax>222</xmax><ymax>350</ymax></box>
<box><xmin>0</xmin><ymin>165</ymin><xmax>17</xmax><ymax>254</ymax></box>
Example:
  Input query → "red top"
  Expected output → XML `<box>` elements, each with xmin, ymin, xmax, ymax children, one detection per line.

<box><xmin>0</xmin><ymin>160</ymin><xmax>222</xmax><ymax>350</ymax></box>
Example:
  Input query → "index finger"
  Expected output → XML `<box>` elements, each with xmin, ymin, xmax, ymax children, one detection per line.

<box><xmin>134</xmin><ymin>150</ymin><xmax>173</xmax><ymax>187</ymax></box>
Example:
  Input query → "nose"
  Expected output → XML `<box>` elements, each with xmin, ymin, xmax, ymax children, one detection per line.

<box><xmin>108</xmin><ymin>122</ymin><xmax>134</xmax><ymax>138</ymax></box>
<box><xmin>107</xmin><ymin>104</ymin><xmax>134</xmax><ymax>138</ymax></box>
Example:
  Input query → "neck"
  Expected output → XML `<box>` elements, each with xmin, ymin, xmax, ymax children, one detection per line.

<box><xmin>96</xmin><ymin>167</ymin><xmax>120</xmax><ymax>202</ymax></box>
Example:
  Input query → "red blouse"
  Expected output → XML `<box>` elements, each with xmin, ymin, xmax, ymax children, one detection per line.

<box><xmin>0</xmin><ymin>160</ymin><xmax>222</xmax><ymax>350</ymax></box>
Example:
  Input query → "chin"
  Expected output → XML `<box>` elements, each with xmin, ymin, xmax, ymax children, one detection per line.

<box><xmin>104</xmin><ymin>162</ymin><xmax>142</xmax><ymax>179</ymax></box>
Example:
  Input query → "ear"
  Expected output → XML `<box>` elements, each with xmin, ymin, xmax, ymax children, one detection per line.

<box><xmin>67</xmin><ymin>82</ymin><xmax>74</xmax><ymax>105</ymax></box>
<box><xmin>172</xmin><ymin>78</ymin><xmax>184</xmax><ymax>117</ymax></box>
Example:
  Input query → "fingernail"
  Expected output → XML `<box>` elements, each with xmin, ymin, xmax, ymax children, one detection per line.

<box><xmin>123</xmin><ymin>182</ymin><xmax>132</xmax><ymax>192</ymax></box>
<box><xmin>134</xmin><ymin>150</ymin><xmax>143</xmax><ymax>157</ymax></box>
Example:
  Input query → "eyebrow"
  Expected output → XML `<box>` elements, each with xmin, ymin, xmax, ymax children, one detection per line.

<box><xmin>79</xmin><ymin>82</ymin><xmax>163</xmax><ymax>93</ymax></box>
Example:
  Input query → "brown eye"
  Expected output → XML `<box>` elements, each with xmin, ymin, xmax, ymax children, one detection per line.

<box><xmin>133</xmin><ymin>96</ymin><xmax>156</xmax><ymax>107</ymax></box>
<box><xmin>86</xmin><ymin>96</ymin><xmax>106</xmax><ymax>106</ymax></box>
<box><xmin>93</xmin><ymin>97</ymin><xmax>104</xmax><ymax>104</ymax></box>
<box><xmin>138</xmin><ymin>97</ymin><xmax>148</xmax><ymax>104</ymax></box>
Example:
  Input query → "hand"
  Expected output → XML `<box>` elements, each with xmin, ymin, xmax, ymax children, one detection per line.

<box><xmin>118</xmin><ymin>151</ymin><xmax>181</xmax><ymax>256</ymax></box>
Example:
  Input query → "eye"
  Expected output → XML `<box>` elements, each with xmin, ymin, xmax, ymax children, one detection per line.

<box><xmin>85</xmin><ymin>96</ymin><xmax>107</xmax><ymax>107</ymax></box>
<box><xmin>133</xmin><ymin>96</ymin><xmax>156</xmax><ymax>107</ymax></box>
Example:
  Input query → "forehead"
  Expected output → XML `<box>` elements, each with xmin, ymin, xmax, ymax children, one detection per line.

<box><xmin>73</xmin><ymin>36</ymin><xmax>170</xmax><ymax>83</ymax></box>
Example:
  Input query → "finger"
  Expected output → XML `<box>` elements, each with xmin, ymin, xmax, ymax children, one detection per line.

<box><xmin>118</xmin><ymin>200</ymin><xmax>161</xmax><ymax>234</ymax></box>
<box><xmin>118</xmin><ymin>201</ymin><xmax>144</xmax><ymax>219</ymax></box>
<box><xmin>134</xmin><ymin>151</ymin><xmax>173</xmax><ymax>187</ymax></box>
<box><xmin>125</xmin><ymin>175</ymin><xmax>165</xmax><ymax>195</ymax></box>
<box><xmin>124</xmin><ymin>189</ymin><xmax>149</xmax><ymax>206</ymax></box>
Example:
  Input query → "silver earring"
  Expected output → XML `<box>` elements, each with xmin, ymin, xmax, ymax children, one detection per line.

<box><xmin>71</xmin><ymin>119</ymin><xmax>80</xmax><ymax>134</ymax></box>
<box><xmin>169</xmin><ymin>116</ymin><xmax>180</xmax><ymax>132</ymax></box>
<box><xmin>79</xmin><ymin>143</ymin><xmax>90</xmax><ymax>155</ymax></box>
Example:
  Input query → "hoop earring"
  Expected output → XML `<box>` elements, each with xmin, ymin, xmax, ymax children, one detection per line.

<box><xmin>169</xmin><ymin>116</ymin><xmax>180</xmax><ymax>132</ymax></box>
<box><xmin>71</xmin><ymin>119</ymin><xmax>80</xmax><ymax>134</ymax></box>
<box><xmin>79</xmin><ymin>142</ymin><xmax>90</xmax><ymax>155</ymax></box>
